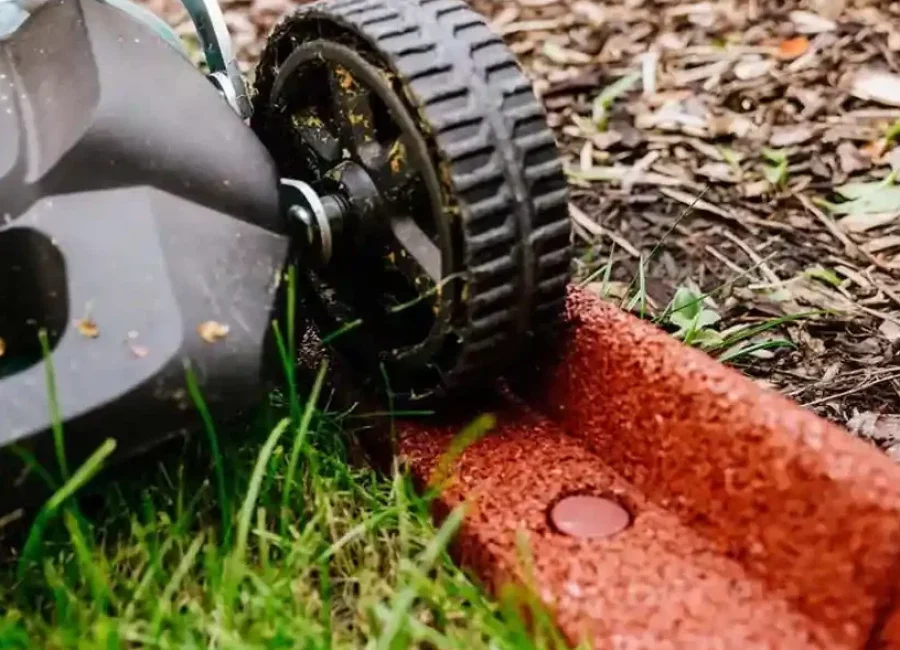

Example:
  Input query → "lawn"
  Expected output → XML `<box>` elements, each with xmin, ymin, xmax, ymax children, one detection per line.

<box><xmin>4</xmin><ymin>0</ymin><xmax>900</xmax><ymax>647</ymax></box>
<box><xmin>0</xmin><ymin>357</ymin><xmax>572</xmax><ymax>649</ymax></box>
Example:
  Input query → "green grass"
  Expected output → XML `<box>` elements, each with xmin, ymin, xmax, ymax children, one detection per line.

<box><xmin>0</xmin><ymin>269</ymin><xmax>574</xmax><ymax>650</ymax></box>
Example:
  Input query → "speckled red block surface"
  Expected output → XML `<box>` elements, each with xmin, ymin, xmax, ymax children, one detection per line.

<box><xmin>397</xmin><ymin>287</ymin><xmax>900</xmax><ymax>649</ymax></box>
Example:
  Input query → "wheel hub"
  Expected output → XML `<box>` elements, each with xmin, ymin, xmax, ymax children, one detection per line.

<box><xmin>262</xmin><ymin>38</ymin><xmax>460</xmax><ymax>395</ymax></box>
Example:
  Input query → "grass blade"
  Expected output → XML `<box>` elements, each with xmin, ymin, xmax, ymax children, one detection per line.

<box><xmin>281</xmin><ymin>361</ymin><xmax>328</xmax><ymax>535</ymax></box>
<box><xmin>184</xmin><ymin>360</ymin><xmax>231</xmax><ymax>545</ymax></box>
<box><xmin>38</xmin><ymin>329</ymin><xmax>68</xmax><ymax>481</ymax></box>
<box><xmin>17</xmin><ymin>438</ymin><xmax>117</xmax><ymax>580</ymax></box>
<box><xmin>718</xmin><ymin>338</ymin><xmax>795</xmax><ymax>363</ymax></box>
<box><xmin>235</xmin><ymin>417</ymin><xmax>290</xmax><ymax>567</ymax></box>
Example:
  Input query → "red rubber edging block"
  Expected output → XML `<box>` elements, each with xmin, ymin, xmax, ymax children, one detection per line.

<box><xmin>397</xmin><ymin>287</ymin><xmax>900</xmax><ymax>649</ymax></box>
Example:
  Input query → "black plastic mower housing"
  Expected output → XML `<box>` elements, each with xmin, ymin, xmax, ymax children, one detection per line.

<box><xmin>0</xmin><ymin>0</ymin><xmax>290</xmax><ymax>512</ymax></box>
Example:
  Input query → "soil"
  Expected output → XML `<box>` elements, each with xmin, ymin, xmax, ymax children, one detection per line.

<box><xmin>141</xmin><ymin>0</ymin><xmax>900</xmax><ymax>458</ymax></box>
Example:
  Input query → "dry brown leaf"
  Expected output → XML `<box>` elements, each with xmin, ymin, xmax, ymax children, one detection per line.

<box><xmin>197</xmin><ymin>320</ymin><xmax>230</xmax><ymax>343</ymax></box>
<box><xmin>777</xmin><ymin>36</ymin><xmax>810</xmax><ymax>60</ymax></box>
<box><xmin>0</xmin><ymin>337</ymin><xmax>5</xmax><ymax>358</ymax></box>
<box><xmin>75</xmin><ymin>318</ymin><xmax>100</xmax><ymax>339</ymax></box>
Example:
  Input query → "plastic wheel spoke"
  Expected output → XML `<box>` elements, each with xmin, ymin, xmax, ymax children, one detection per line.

<box><xmin>389</xmin><ymin>215</ymin><xmax>442</xmax><ymax>284</ymax></box>
<box><xmin>295</xmin><ymin>124</ymin><xmax>343</xmax><ymax>171</ymax></box>
<box><xmin>327</xmin><ymin>65</ymin><xmax>378</xmax><ymax>156</ymax></box>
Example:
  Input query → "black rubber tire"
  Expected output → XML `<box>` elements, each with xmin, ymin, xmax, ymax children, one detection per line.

<box><xmin>251</xmin><ymin>0</ymin><xmax>571</xmax><ymax>402</ymax></box>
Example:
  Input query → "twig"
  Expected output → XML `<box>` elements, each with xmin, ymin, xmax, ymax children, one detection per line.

<box><xmin>704</xmin><ymin>244</ymin><xmax>750</xmax><ymax>276</ymax></box>
<box><xmin>721</xmin><ymin>229</ymin><xmax>782</xmax><ymax>285</ymax></box>
<box><xmin>568</xmin><ymin>203</ymin><xmax>642</xmax><ymax>258</ymax></box>
<box><xmin>802</xmin><ymin>371</ymin><xmax>900</xmax><ymax>408</ymax></box>
<box><xmin>796</xmin><ymin>193</ymin><xmax>858</xmax><ymax>257</ymax></box>
<box><xmin>659</xmin><ymin>187</ymin><xmax>754</xmax><ymax>232</ymax></box>
<box><xmin>797</xmin><ymin>193</ymin><xmax>894</xmax><ymax>274</ymax></box>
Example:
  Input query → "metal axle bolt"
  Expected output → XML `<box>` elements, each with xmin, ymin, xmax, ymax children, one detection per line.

<box><xmin>289</xmin><ymin>205</ymin><xmax>316</xmax><ymax>248</ymax></box>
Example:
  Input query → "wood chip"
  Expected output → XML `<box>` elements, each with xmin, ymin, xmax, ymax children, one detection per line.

<box><xmin>769</xmin><ymin>125</ymin><xmax>815</xmax><ymax>147</ymax></box>
<box><xmin>129</xmin><ymin>345</ymin><xmax>150</xmax><ymax>359</ymax></box>
<box><xmin>499</xmin><ymin>18</ymin><xmax>567</xmax><ymax>35</ymax></box>
<box><xmin>542</xmin><ymin>42</ymin><xmax>592</xmax><ymax>65</ymax></box>
<box><xmin>733</xmin><ymin>56</ymin><xmax>774</xmax><ymax>80</ymax></box>
<box><xmin>197</xmin><ymin>320</ymin><xmax>230</xmax><ymax>343</ymax></box>
<box><xmin>848</xmin><ymin>411</ymin><xmax>900</xmax><ymax>440</ymax></box>
<box><xmin>697</xmin><ymin>162</ymin><xmax>738</xmax><ymax>182</ymax></box>
<box><xmin>879</xmin><ymin>320</ymin><xmax>900</xmax><ymax>343</ymax></box>
<box><xmin>837</xmin><ymin>211</ymin><xmax>900</xmax><ymax>233</ymax></box>
<box><xmin>567</xmin><ymin>164</ymin><xmax>684</xmax><ymax>187</ymax></box>
<box><xmin>887</xmin><ymin>147</ymin><xmax>900</xmax><ymax>172</ymax></box>
<box><xmin>850</xmin><ymin>68</ymin><xmax>900</xmax><ymax>108</ymax></box>
<box><xmin>836</xmin><ymin>141</ymin><xmax>870</xmax><ymax>174</ymax></box>
<box><xmin>671</xmin><ymin>59</ymin><xmax>731</xmax><ymax>86</ymax></box>
<box><xmin>571</xmin><ymin>0</ymin><xmax>605</xmax><ymax>26</ymax></box>
<box><xmin>642</xmin><ymin>50</ymin><xmax>659</xmax><ymax>97</ymax></box>
<box><xmin>489</xmin><ymin>5</ymin><xmax>518</xmax><ymax>29</ymax></box>
<box><xmin>863</xmin><ymin>235</ymin><xmax>900</xmax><ymax>254</ymax></box>
<box><xmin>808</xmin><ymin>0</ymin><xmax>846</xmax><ymax>21</ymax></box>
<box><xmin>75</xmin><ymin>318</ymin><xmax>99</xmax><ymax>339</ymax></box>
<box><xmin>789</xmin><ymin>10</ymin><xmax>837</xmax><ymax>34</ymax></box>
<box><xmin>518</xmin><ymin>0</ymin><xmax>559</xmax><ymax>7</ymax></box>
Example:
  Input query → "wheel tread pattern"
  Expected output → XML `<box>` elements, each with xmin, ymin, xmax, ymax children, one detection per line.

<box><xmin>252</xmin><ymin>0</ymin><xmax>571</xmax><ymax>398</ymax></box>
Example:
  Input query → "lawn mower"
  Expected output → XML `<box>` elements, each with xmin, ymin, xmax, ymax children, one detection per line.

<box><xmin>0</xmin><ymin>0</ymin><xmax>571</xmax><ymax>515</ymax></box>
